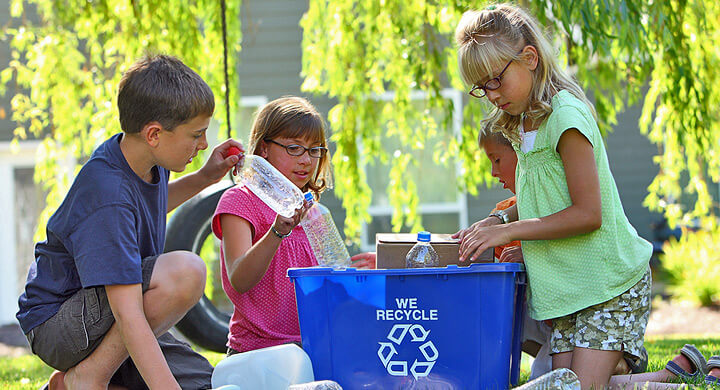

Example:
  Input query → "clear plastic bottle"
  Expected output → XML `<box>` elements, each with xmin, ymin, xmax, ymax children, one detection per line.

<box><xmin>405</xmin><ymin>231</ymin><xmax>440</xmax><ymax>268</ymax></box>
<box><xmin>287</xmin><ymin>380</ymin><xmax>343</xmax><ymax>390</ymax></box>
<box><xmin>300</xmin><ymin>192</ymin><xmax>351</xmax><ymax>269</ymax></box>
<box><xmin>513</xmin><ymin>368</ymin><xmax>581</xmax><ymax>390</ymax></box>
<box><xmin>237</xmin><ymin>155</ymin><xmax>304</xmax><ymax>218</ymax></box>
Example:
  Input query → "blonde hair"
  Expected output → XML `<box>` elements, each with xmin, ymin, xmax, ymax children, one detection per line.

<box><xmin>478</xmin><ymin>121</ymin><xmax>513</xmax><ymax>150</ymax></box>
<box><xmin>455</xmin><ymin>3</ymin><xmax>595</xmax><ymax>143</ymax></box>
<box><xmin>248</xmin><ymin>96</ymin><xmax>333</xmax><ymax>195</ymax></box>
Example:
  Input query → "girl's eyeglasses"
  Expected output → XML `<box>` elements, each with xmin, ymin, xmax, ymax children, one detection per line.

<box><xmin>264</xmin><ymin>139</ymin><xmax>328</xmax><ymax>158</ymax></box>
<box><xmin>468</xmin><ymin>57</ymin><xmax>514</xmax><ymax>99</ymax></box>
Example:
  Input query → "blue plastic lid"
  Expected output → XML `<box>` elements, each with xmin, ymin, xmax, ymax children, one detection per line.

<box><xmin>303</xmin><ymin>192</ymin><xmax>314</xmax><ymax>202</ymax></box>
<box><xmin>417</xmin><ymin>231</ymin><xmax>431</xmax><ymax>242</ymax></box>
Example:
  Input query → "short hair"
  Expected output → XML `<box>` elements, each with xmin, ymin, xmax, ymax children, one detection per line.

<box><xmin>117</xmin><ymin>54</ymin><xmax>214</xmax><ymax>133</ymax></box>
<box><xmin>248</xmin><ymin>96</ymin><xmax>333</xmax><ymax>195</ymax></box>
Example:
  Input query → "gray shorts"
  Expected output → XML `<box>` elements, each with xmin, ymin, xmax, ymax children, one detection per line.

<box><xmin>26</xmin><ymin>255</ymin><xmax>213</xmax><ymax>389</ymax></box>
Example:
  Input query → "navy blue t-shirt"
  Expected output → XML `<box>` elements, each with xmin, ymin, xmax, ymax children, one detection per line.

<box><xmin>17</xmin><ymin>134</ymin><xmax>169</xmax><ymax>333</ymax></box>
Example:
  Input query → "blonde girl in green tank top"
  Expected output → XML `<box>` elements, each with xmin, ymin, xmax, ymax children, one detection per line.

<box><xmin>453</xmin><ymin>4</ymin><xmax>652</xmax><ymax>388</ymax></box>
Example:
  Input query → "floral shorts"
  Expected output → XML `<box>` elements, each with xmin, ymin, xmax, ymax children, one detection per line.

<box><xmin>550</xmin><ymin>268</ymin><xmax>651</xmax><ymax>363</ymax></box>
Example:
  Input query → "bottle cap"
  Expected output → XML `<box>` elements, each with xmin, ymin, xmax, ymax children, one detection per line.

<box><xmin>303</xmin><ymin>192</ymin><xmax>314</xmax><ymax>202</ymax></box>
<box><xmin>417</xmin><ymin>231</ymin><xmax>431</xmax><ymax>242</ymax></box>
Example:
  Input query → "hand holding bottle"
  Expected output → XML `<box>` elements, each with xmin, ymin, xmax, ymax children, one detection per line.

<box><xmin>271</xmin><ymin>200</ymin><xmax>311</xmax><ymax>239</ymax></box>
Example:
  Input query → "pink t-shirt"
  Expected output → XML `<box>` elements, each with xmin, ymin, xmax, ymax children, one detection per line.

<box><xmin>212</xmin><ymin>185</ymin><xmax>318</xmax><ymax>352</ymax></box>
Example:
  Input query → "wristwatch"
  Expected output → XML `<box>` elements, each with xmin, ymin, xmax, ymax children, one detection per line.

<box><xmin>489</xmin><ymin>209</ymin><xmax>510</xmax><ymax>224</ymax></box>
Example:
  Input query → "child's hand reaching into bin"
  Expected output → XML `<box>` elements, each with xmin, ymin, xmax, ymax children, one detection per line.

<box><xmin>350</xmin><ymin>252</ymin><xmax>376</xmax><ymax>269</ymax></box>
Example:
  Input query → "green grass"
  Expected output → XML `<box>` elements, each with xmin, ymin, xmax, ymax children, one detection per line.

<box><xmin>1</xmin><ymin>336</ymin><xmax>718</xmax><ymax>389</ymax></box>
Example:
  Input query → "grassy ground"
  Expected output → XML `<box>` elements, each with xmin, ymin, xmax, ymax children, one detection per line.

<box><xmin>1</xmin><ymin>335</ymin><xmax>718</xmax><ymax>389</ymax></box>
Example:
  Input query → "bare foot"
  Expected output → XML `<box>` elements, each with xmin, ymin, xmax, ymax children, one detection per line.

<box><xmin>709</xmin><ymin>367</ymin><xmax>720</xmax><ymax>379</ymax></box>
<box><xmin>672</xmin><ymin>353</ymin><xmax>696</xmax><ymax>374</ymax></box>
<box><xmin>62</xmin><ymin>364</ymin><xmax>108</xmax><ymax>390</ymax></box>
<box><xmin>47</xmin><ymin>371</ymin><xmax>66</xmax><ymax>390</ymax></box>
<box><xmin>657</xmin><ymin>352</ymin><xmax>698</xmax><ymax>381</ymax></box>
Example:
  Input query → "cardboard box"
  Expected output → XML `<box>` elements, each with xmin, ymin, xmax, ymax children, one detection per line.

<box><xmin>375</xmin><ymin>233</ymin><xmax>493</xmax><ymax>269</ymax></box>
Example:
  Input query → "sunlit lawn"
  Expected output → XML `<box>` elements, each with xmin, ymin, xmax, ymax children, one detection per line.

<box><xmin>1</xmin><ymin>336</ymin><xmax>718</xmax><ymax>389</ymax></box>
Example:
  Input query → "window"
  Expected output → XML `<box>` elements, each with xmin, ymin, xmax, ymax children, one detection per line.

<box><xmin>236</xmin><ymin>96</ymin><xmax>268</xmax><ymax>143</ymax></box>
<box><xmin>0</xmin><ymin>140</ymin><xmax>44</xmax><ymax>323</ymax></box>
<box><xmin>206</xmin><ymin>96</ymin><xmax>268</xmax><ymax>151</ymax></box>
<box><xmin>359</xmin><ymin>89</ymin><xmax>468</xmax><ymax>252</ymax></box>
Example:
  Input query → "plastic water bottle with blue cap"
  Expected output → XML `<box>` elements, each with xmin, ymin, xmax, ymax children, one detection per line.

<box><xmin>405</xmin><ymin>231</ymin><xmax>440</xmax><ymax>268</ymax></box>
<box><xmin>300</xmin><ymin>192</ymin><xmax>351</xmax><ymax>269</ymax></box>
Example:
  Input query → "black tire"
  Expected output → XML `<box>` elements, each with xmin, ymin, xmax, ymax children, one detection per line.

<box><xmin>164</xmin><ymin>181</ymin><xmax>234</xmax><ymax>353</ymax></box>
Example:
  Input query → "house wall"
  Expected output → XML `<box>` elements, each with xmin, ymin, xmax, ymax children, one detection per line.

<box><xmin>235</xmin><ymin>0</ymin><xmax>662</xmax><ymax>240</ymax></box>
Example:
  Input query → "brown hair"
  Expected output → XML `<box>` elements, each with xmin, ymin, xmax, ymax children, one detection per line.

<box><xmin>117</xmin><ymin>54</ymin><xmax>214</xmax><ymax>133</ymax></box>
<box><xmin>248</xmin><ymin>96</ymin><xmax>332</xmax><ymax>195</ymax></box>
<box><xmin>456</xmin><ymin>4</ymin><xmax>594</xmax><ymax>143</ymax></box>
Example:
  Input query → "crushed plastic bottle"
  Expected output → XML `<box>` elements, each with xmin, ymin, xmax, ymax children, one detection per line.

<box><xmin>287</xmin><ymin>380</ymin><xmax>343</xmax><ymax>390</ymax></box>
<box><xmin>513</xmin><ymin>368</ymin><xmax>581</xmax><ymax>390</ymax></box>
<box><xmin>237</xmin><ymin>155</ymin><xmax>304</xmax><ymax>218</ymax></box>
<box><xmin>300</xmin><ymin>192</ymin><xmax>351</xmax><ymax>269</ymax></box>
<box><xmin>211</xmin><ymin>344</ymin><xmax>314</xmax><ymax>390</ymax></box>
<box><xmin>405</xmin><ymin>231</ymin><xmax>440</xmax><ymax>268</ymax></box>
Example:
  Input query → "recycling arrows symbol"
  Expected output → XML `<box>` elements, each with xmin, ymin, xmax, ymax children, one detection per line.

<box><xmin>377</xmin><ymin>324</ymin><xmax>439</xmax><ymax>379</ymax></box>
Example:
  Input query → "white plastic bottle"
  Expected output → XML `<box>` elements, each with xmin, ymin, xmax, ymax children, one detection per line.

<box><xmin>405</xmin><ymin>231</ymin><xmax>440</xmax><ymax>268</ymax></box>
<box><xmin>513</xmin><ymin>368</ymin><xmax>581</xmax><ymax>390</ymax></box>
<box><xmin>211</xmin><ymin>344</ymin><xmax>315</xmax><ymax>390</ymax></box>
<box><xmin>237</xmin><ymin>155</ymin><xmax>304</xmax><ymax>218</ymax></box>
<box><xmin>300</xmin><ymin>192</ymin><xmax>351</xmax><ymax>269</ymax></box>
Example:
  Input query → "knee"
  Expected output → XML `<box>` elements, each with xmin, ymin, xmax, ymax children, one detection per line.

<box><xmin>160</xmin><ymin>251</ymin><xmax>207</xmax><ymax>302</ymax></box>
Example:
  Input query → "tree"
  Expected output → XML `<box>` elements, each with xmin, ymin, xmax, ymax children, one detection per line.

<box><xmin>302</xmin><ymin>0</ymin><xmax>720</xmax><ymax>241</ymax></box>
<box><xmin>1</xmin><ymin>0</ymin><xmax>241</xmax><ymax>238</ymax></box>
<box><xmin>3</xmin><ymin>0</ymin><xmax>720</xmax><ymax>243</ymax></box>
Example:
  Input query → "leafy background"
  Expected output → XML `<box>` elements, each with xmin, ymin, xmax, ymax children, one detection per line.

<box><xmin>2</xmin><ymin>0</ymin><xmax>719</xmax><ymax>245</ymax></box>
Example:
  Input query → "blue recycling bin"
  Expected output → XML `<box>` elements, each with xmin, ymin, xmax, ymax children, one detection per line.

<box><xmin>288</xmin><ymin>263</ymin><xmax>526</xmax><ymax>389</ymax></box>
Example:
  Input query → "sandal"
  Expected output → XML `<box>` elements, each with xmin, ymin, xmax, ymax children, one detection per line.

<box><xmin>707</xmin><ymin>355</ymin><xmax>720</xmax><ymax>386</ymax></box>
<box><xmin>665</xmin><ymin>344</ymin><xmax>708</xmax><ymax>380</ymax></box>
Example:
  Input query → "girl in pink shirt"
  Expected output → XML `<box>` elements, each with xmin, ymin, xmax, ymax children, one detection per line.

<box><xmin>212</xmin><ymin>96</ymin><xmax>373</xmax><ymax>354</ymax></box>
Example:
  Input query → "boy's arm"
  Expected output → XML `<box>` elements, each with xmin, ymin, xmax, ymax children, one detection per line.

<box><xmin>168</xmin><ymin>139</ymin><xmax>244</xmax><ymax>212</ymax></box>
<box><xmin>105</xmin><ymin>283</ymin><xmax>181</xmax><ymax>390</ymax></box>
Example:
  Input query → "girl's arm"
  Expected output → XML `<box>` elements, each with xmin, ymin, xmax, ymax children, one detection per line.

<box><xmin>459</xmin><ymin>129</ymin><xmax>601</xmax><ymax>261</ymax></box>
<box><xmin>221</xmin><ymin>207</ymin><xmax>305</xmax><ymax>293</ymax></box>
<box><xmin>452</xmin><ymin>203</ymin><xmax>519</xmax><ymax>242</ymax></box>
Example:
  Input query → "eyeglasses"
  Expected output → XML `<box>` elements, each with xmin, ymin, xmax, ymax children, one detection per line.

<box><xmin>264</xmin><ymin>139</ymin><xmax>328</xmax><ymax>158</ymax></box>
<box><xmin>468</xmin><ymin>57</ymin><xmax>514</xmax><ymax>99</ymax></box>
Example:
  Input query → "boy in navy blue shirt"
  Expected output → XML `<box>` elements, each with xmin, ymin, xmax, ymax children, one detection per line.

<box><xmin>17</xmin><ymin>54</ymin><xmax>244</xmax><ymax>389</ymax></box>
